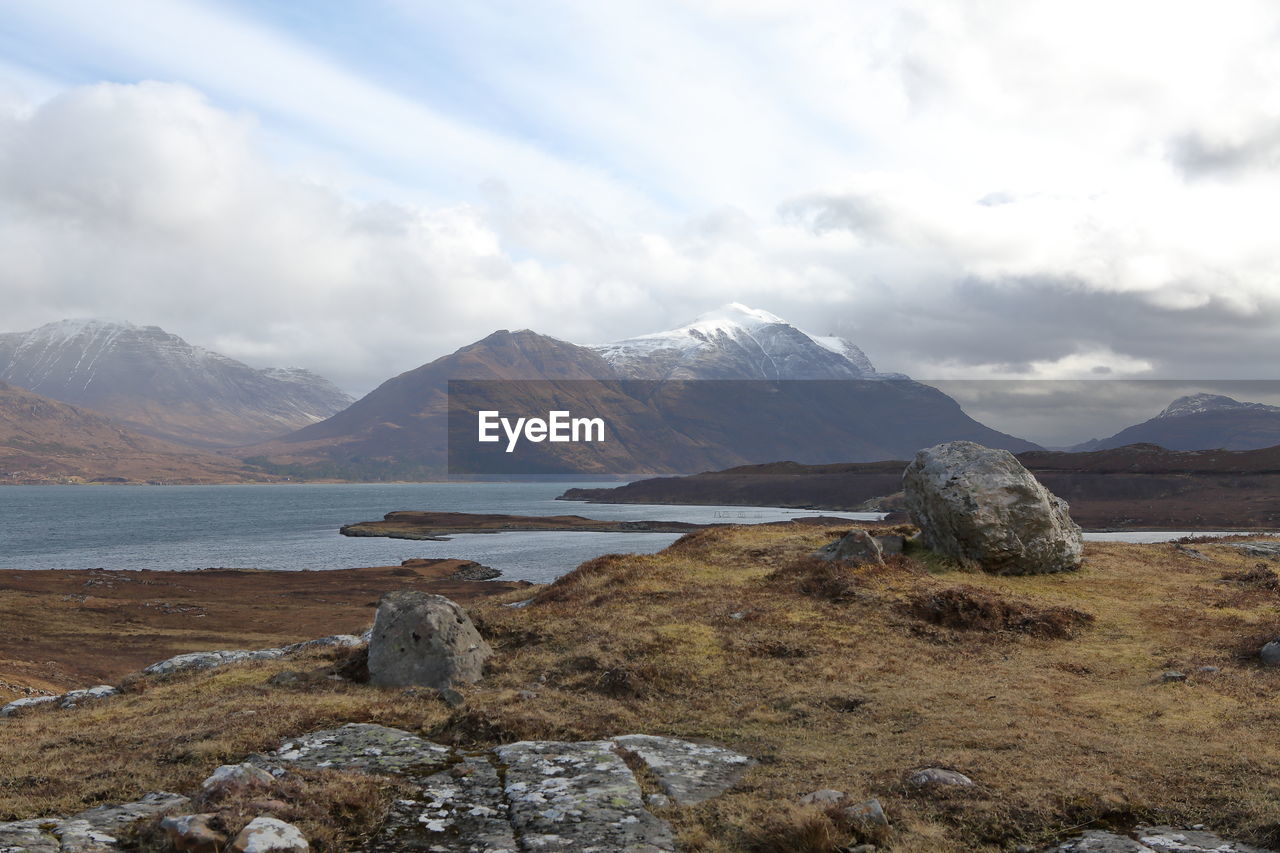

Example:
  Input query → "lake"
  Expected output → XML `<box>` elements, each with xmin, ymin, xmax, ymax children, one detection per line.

<box><xmin>0</xmin><ymin>483</ymin><xmax>879</xmax><ymax>584</ymax></box>
<box><xmin>0</xmin><ymin>483</ymin><xmax>1258</xmax><ymax>584</ymax></box>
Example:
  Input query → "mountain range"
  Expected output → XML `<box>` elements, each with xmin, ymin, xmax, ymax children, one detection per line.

<box><xmin>5</xmin><ymin>306</ymin><xmax>1275</xmax><ymax>483</ymax></box>
<box><xmin>243</xmin><ymin>303</ymin><xmax>1036</xmax><ymax>478</ymax></box>
<box><xmin>0</xmin><ymin>319</ymin><xmax>352</xmax><ymax>447</ymax></box>
<box><xmin>1072</xmin><ymin>393</ymin><xmax>1280</xmax><ymax>452</ymax></box>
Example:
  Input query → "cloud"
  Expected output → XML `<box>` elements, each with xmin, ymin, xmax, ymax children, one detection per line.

<box><xmin>3</xmin><ymin>1</ymin><xmax>1280</xmax><ymax>407</ymax></box>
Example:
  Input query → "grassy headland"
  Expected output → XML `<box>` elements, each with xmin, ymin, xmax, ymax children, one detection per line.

<box><xmin>4</xmin><ymin>525</ymin><xmax>1280</xmax><ymax>851</ymax></box>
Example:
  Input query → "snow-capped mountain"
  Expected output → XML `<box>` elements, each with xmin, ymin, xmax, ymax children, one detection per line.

<box><xmin>0</xmin><ymin>319</ymin><xmax>353</xmax><ymax>447</ymax></box>
<box><xmin>1158</xmin><ymin>393</ymin><xmax>1280</xmax><ymax>419</ymax></box>
<box><xmin>1072</xmin><ymin>392</ymin><xmax>1280</xmax><ymax>452</ymax></box>
<box><xmin>592</xmin><ymin>303</ymin><xmax>900</xmax><ymax>381</ymax></box>
<box><xmin>249</xmin><ymin>307</ymin><xmax>1036</xmax><ymax>479</ymax></box>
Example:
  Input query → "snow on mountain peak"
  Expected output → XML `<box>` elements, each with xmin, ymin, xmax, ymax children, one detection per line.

<box><xmin>1159</xmin><ymin>393</ymin><xmax>1280</xmax><ymax>419</ymax></box>
<box><xmin>591</xmin><ymin>303</ymin><xmax>890</xmax><ymax>381</ymax></box>
<box><xmin>686</xmin><ymin>303</ymin><xmax>787</xmax><ymax>332</ymax></box>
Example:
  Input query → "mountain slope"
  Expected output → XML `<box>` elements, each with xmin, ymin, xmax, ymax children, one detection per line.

<box><xmin>244</xmin><ymin>311</ymin><xmax>1036</xmax><ymax>479</ymax></box>
<box><xmin>0</xmin><ymin>382</ymin><xmax>261</xmax><ymax>484</ymax></box>
<box><xmin>1073</xmin><ymin>393</ymin><xmax>1280</xmax><ymax>451</ymax></box>
<box><xmin>0</xmin><ymin>319</ymin><xmax>353</xmax><ymax>447</ymax></box>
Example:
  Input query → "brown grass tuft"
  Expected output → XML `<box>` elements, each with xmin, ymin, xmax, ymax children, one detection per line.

<box><xmin>741</xmin><ymin>804</ymin><xmax>851</xmax><ymax>853</ymax></box>
<box><xmin>906</xmin><ymin>585</ymin><xmax>1094</xmax><ymax>638</ymax></box>
<box><xmin>1221</xmin><ymin>563</ymin><xmax>1280</xmax><ymax>590</ymax></box>
<box><xmin>766</xmin><ymin>557</ymin><xmax>862</xmax><ymax>603</ymax></box>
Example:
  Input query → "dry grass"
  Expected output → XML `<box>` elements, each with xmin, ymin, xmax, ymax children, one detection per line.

<box><xmin>4</xmin><ymin>526</ymin><xmax>1280</xmax><ymax>851</ymax></box>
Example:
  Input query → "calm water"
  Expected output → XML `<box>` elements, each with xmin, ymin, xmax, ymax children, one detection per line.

<box><xmin>0</xmin><ymin>483</ymin><xmax>878</xmax><ymax>584</ymax></box>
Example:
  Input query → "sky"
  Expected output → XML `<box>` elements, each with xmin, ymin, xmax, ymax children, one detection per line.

<box><xmin>2</xmin><ymin>0</ymin><xmax>1280</xmax><ymax>425</ymax></box>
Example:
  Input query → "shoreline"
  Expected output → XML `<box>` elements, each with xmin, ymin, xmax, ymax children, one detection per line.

<box><xmin>0</xmin><ymin>557</ymin><xmax>527</xmax><ymax>701</ymax></box>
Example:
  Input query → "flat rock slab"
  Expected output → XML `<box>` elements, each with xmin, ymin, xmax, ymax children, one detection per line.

<box><xmin>1229</xmin><ymin>542</ymin><xmax>1280</xmax><ymax>558</ymax></box>
<box><xmin>611</xmin><ymin>734</ymin><xmax>753</xmax><ymax>805</ymax></box>
<box><xmin>1050</xmin><ymin>827</ymin><xmax>1276</xmax><ymax>852</ymax></box>
<box><xmin>0</xmin><ymin>793</ymin><xmax>189</xmax><ymax>853</ymax></box>
<box><xmin>142</xmin><ymin>649</ymin><xmax>285</xmax><ymax>677</ymax></box>
<box><xmin>365</xmin><ymin>756</ymin><xmax>516</xmax><ymax>853</ymax></box>
<box><xmin>272</xmin><ymin>723</ymin><xmax>451</xmax><ymax>779</ymax></box>
<box><xmin>0</xmin><ymin>819</ymin><xmax>62</xmax><ymax>852</ymax></box>
<box><xmin>496</xmin><ymin>740</ymin><xmax>675</xmax><ymax>853</ymax></box>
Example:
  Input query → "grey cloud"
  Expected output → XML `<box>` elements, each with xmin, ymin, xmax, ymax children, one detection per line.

<box><xmin>778</xmin><ymin>193</ymin><xmax>888</xmax><ymax>236</ymax></box>
<box><xmin>1169</xmin><ymin>126</ymin><xmax>1280</xmax><ymax>178</ymax></box>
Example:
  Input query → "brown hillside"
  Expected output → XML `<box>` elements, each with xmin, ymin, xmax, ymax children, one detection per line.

<box><xmin>0</xmin><ymin>382</ymin><xmax>264</xmax><ymax>484</ymax></box>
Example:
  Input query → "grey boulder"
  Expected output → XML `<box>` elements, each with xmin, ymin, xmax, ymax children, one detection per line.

<box><xmin>367</xmin><ymin>591</ymin><xmax>493</xmax><ymax>689</ymax></box>
<box><xmin>903</xmin><ymin>441</ymin><xmax>1083</xmax><ymax>575</ymax></box>
<box><xmin>231</xmin><ymin>817</ymin><xmax>309</xmax><ymax>853</ymax></box>
<box><xmin>812</xmin><ymin>530</ymin><xmax>884</xmax><ymax>565</ymax></box>
<box><xmin>1261</xmin><ymin>639</ymin><xmax>1280</xmax><ymax>667</ymax></box>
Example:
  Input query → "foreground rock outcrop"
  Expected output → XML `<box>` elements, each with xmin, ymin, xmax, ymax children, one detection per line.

<box><xmin>0</xmin><ymin>792</ymin><xmax>189</xmax><ymax>852</ymax></box>
<box><xmin>0</xmin><ymin>723</ymin><xmax>753</xmax><ymax>852</ymax></box>
<box><xmin>903</xmin><ymin>441</ymin><xmax>1083</xmax><ymax>575</ymax></box>
<box><xmin>367</xmin><ymin>592</ymin><xmax>493</xmax><ymax>689</ymax></box>
<box><xmin>1049</xmin><ymin>825</ymin><xmax>1275</xmax><ymax>851</ymax></box>
<box><xmin>271</xmin><ymin>724</ymin><xmax>751</xmax><ymax>852</ymax></box>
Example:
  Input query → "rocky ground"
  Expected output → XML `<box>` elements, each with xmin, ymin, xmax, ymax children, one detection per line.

<box><xmin>4</xmin><ymin>526</ymin><xmax>1280</xmax><ymax>850</ymax></box>
<box><xmin>0</xmin><ymin>558</ymin><xmax>526</xmax><ymax>701</ymax></box>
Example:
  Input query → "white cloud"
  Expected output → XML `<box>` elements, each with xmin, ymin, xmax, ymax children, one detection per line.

<box><xmin>3</xmin><ymin>2</ymin><xmax>1280</xmax><ymax>396</ymax></box>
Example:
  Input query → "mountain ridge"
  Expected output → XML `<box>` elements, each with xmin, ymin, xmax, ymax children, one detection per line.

<box><xmin>0</xmin><ymin>319</ymin><xmax>353</xmax><ymax>447</ymax></box>
<box><xmin>243</xmin><ymin>307</ymin><xmax>1037</xmax><ymax>478</ymax></box>
<box><xmin>1073</xmin><ymin>392</ymin><xmax>1280</xmax><ymax>452</ymax></box>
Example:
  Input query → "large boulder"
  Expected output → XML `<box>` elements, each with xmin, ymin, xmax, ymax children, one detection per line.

<box><xmin>903</xmin><ymin>441</ymin><xmax>1083</xmax><ymax>575</ymax></box>
<box><xmin>367</xmin><ymin>592</ymin><xmax>493</xmax><ymax>689</ymax></box>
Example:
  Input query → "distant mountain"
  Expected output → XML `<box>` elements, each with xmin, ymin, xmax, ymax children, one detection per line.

<box><xmin>1072</xmin><ymin>393</ymin><xmax>1280</xmax><ymax>452</ymax></box>
<box><xmin>243</xmin><ymin>306</ymin><xmax>1037</xmax><ymax>479</ymax></box>
<box><xmin>591</xmin><ymin>302</ymin><xmax>902</xmax><ymax>380</ymax></box>
<box><xmin>0</xmin><ymin>382</ymin><xmax>260</xmax><ymax>484</ymax></box>
<box><xmin>0</xmin><ymin>319</ymin><xmax>353</xmax><ymax>447</ymax></box>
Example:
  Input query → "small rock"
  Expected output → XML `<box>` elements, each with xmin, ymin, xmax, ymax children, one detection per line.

<box><xmin>161</xmin><ymin>813</ymin><xmax>226</xmax><ymax>853</ymax></box>
<box><xmin>798</xmin><ymin>789</ymin><xmax>847</xmax><ymax>805</ymax></box>
<box><xmin>60</xmin><ymin>685</ymin><xmax>119</xmax><ymax>709</ymax></box>
<box><xmin>0</xmin><ymin>694</ymin><xmax>60</xmax><ymax>717</ymax></box>
<box><xmin>438</xmin><ymin>687</ymin><xmax>466</xmax><ymax>708</ymax></box>
<box><xmin>231</xmin><ymin>817</ymin><xmax>309</xmax><ymax>853</ymax></box>
<box><xmin>812</xmin><ymin>529</ymin><xmax>885</xmax><ymax>565</ymax></box>
<box><xmin>1197</xmin><ymin>666</ymin><xmax>1220</xmax><ymax>673</ymax></box>
<box><xmin>202</xmin><ymin>764</ymin><xmax>276</xmax><ymax>797</ymax></box>
<box><xmin>1160</xmin><ymin>671</ymin><xmax>1187</xmax><ymax>683</ymax></box>
<box><xmin>907</xmin><ymin>767</ymin><xmax>973</xmax><ymax>787</ymax></box>
<box><xmin>843</xmin><ymin>797</ymin><xmax>888</xmax><ymax>827</ymax></box>
<box><xmin>1261</xmin><ymin>640</ymin><xmax>1280</xmax><ymax>667</ymax></box>
<box><xmin>646</xmin><ymin>793</ymin><xmax>672</xmax><ymax>808</ymax></box>
<box><xmin>266</xmin><ymin>671</ymin><xmax>306</xmax><ymax>687</ymax></box>
<box><xmin>367</xmin><ymin>591</ymin><xmax>493</xmax><ymax>689</ymax></box>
